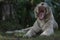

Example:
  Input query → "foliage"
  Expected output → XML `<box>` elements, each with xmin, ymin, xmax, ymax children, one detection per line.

<box><xmin>15</xmin><ymin>0</ymin><xmax>60</xmax><ymax>29</ymax></box>
<box><xmin>0</xmin><ymin>0</ymin><xmax>60</xmax><ymax>31</ymax></box>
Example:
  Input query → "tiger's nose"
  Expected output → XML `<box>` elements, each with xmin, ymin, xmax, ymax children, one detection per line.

<box><xmin>41</xmin><ymin>3</ymin><xmax>44</xmax><ymax>5</ymax></box>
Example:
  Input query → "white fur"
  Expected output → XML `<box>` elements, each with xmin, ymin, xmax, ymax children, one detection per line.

<box><xmin>23</xmin><ymin>2</ymin><xmax>58</xmax><ymax>37</ymax></box>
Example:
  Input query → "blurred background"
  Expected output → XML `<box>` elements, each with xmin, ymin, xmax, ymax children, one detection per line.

<box><xmin>0</xmin><ymin>0</ymin><xmax>60</xmax><ymax>32</ymax></box>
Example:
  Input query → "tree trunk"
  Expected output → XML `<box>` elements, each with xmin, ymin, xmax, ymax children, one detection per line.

<box><xmin>1</xmin><ymin>1</ymin><xmax>15</xmax><ymax>21</ymax></box>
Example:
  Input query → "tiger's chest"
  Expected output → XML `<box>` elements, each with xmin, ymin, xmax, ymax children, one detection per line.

<box><xmin>38</xmin><ymin>20</ymin><xmax>45</xmax><ymax>28</ymax></box>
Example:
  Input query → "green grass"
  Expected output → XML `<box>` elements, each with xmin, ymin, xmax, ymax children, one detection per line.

<box><xmin>0</xmin><ymin>30</ymin><xmax>60</xmax><ymax>40</ymax></box>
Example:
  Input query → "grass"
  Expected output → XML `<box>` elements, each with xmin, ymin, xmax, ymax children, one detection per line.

<box><xmin>0</xmin><ymin>30</ymin><xmax>60</xmax><ymax>40</ymax></box>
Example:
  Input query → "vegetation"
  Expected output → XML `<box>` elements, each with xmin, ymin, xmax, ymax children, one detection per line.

<box><xmin>0</xmin><ymin>30</ymin><xmax>60</xmax><ymax>40</ymax></box>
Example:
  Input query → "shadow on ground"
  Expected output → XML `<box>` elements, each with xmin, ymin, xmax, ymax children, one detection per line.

<box><xmin>0</xmin><ymin>30</ymin><xmax>60</xmax><ymax>40</ymax></box>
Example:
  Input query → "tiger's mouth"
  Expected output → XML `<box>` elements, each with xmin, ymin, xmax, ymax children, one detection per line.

<box><xmin>37</xmin><ymin>6</ymin><xmax>47</xmax><ymax>20</ymax></box>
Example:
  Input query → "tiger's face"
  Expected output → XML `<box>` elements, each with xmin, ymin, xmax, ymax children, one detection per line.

<box><xmin>34</xmin><ymin>2</ymin><xmax>51</xmax><ymax>20</ymax></box>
